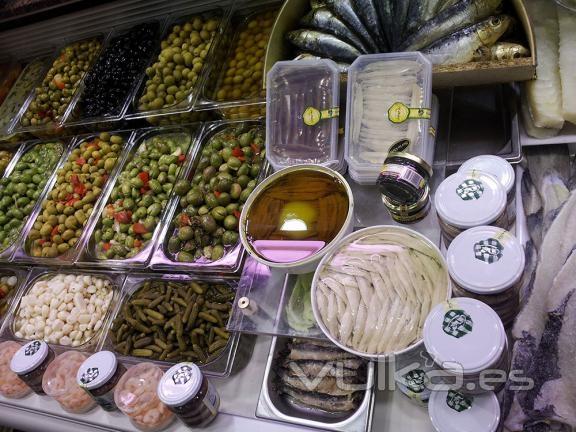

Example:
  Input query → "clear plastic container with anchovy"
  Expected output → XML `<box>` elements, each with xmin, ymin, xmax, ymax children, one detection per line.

<box><xmin>266</xmin><ymin>59</ymin><xmax>340</xmax><ymax>171</ymax></box>
<box><xmin>345</xmin><ymin>52</ymin><xmax>433</xmax><ymax>185</ymax></box>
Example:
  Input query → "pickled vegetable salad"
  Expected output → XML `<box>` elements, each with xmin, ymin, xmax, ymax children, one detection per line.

<box><xmin>95</xmin><ymin>132</ymin><xmax>191</xmax><ymax>260</ymax></box>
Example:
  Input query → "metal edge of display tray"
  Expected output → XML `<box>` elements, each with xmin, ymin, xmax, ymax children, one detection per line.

<box><xmin>256</xmin><ymin>336</ymin><xmax>376</xmax><ymax>432</ymax></box>
<box><xmin>0</xmin><ymin>266</ymin><xmax>31</xmax><ymax>337</ymax></box>
<box><xmin>77</xmin><ymin>123</ymin><xmax>204</xmax><ymax>270</ymax></box>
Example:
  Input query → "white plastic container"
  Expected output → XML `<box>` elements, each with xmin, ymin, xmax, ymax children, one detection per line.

<box><xmin>345</xmin><ymin>52</ymin><xmax>433</xmax><ymax>184</ymax></box>
<box><xmin>266</xmin><ymin>59</ymin><xmax>339</xmax><ymax>169</ymax></box>
<box><xmin>459</xmin><ymin>155</ymin><xmax>515</xmax><ymax>196</ymax></box>
<box><xmin>428</xmin><ymin>390</ymin><xmax>500</xmax><ymax>432</ymax></box>
<box><xmin>435</xmin><ymin>170</ymin><xmax>508</xmax><ymax>243</ymax></box>
<box><xmin>423</xmin><ymin>298</ymin><xmax>508</xmax><ymax>394</ymax></box>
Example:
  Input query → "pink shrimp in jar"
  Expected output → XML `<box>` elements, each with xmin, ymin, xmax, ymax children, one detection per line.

<box><xmin>0</xmin><ymin>341</ymin><xmax>31</xmax><ymax>399</ymax></box>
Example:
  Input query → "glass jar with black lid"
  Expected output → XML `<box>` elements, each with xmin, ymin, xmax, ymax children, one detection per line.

<box><xmin>77</xmin><ymin>351</ymin><xmax>126</xmax><ymax>411</ymax></box>
<box><xmin>9</xmin><ymin>340</ymin><xmax>55</xmax><ymax>395</ymax></box>
<box><xmin>157</xmin><ymin>362</ymin><xmax>220</xmax><ymax>428</ymax></box>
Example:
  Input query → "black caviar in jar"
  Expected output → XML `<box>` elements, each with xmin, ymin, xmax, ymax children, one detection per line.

<box><xmin>378</xmin><ymin>152</ymin><xmax>432</xmax><ymax>205</ymax></box>
<box><xmin>158</xmin><ymin>363</ymin><xmax>220</xmax><ymax>428</ymax></box>
<box><xmin>79</xmin><ymin>22</ymin><xmax>160</xmax><ymax>118</ymax></box>
<box><xmin>10</xmin><ymin>340</ymin><xmax>55</xmax><ymax>395</ymax></box>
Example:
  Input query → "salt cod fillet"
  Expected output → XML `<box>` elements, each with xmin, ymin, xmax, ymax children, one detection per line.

<box><xmin>557</xmin><ymin>5</ymin><xmax>576</xmax><ymax>126</ymax></box>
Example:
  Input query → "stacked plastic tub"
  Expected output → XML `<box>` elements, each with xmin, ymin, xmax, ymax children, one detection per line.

<box><xmin>265</xmin><ymin>59</ymin><xmax>345</xmax><ymax>174</ymax></box>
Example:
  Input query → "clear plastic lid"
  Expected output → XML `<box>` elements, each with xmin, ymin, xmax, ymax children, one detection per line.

<box><xmin>10</xmin><ymin>340</ymin><xmax>49</xmax><ymax>375</ymax></box>
<box><xmin>447</xmin><ymin>226</ymin><xmax>525</xmax><ymax>294</ymax></box>
<box><xmin>266</xmin><ymin>59</ymin><xmax>339</xmax><ymax>168</ymax></box>
<box><xmin>157</xmin><ymin>362</ymin><xmax>202</xmax><ymax>407</ymax></box>
<box><xmin>428</xmin><ymin>390</ymin><xmax>500</xmax><ymax>432</ymax></box>
<box><xmin>423</xmin><ymin>298</ymin><xmax>506</xmax><ymax>375</ymax></box>
<box><xmin>458</xmin><ymin>155</ymin><xmax>515</xmax><ymax>195</ymax></box>
<box><xmin>434</xmin><ymin>170</ymin><xmax>507</xmax><ymax>229</ymax></box>
<box><xmin>77</xmin><ymin>351</ymin><xmax>118</xmax><ymax>390</ymax></box>
<box><xmin>0</xmin><ymin>341</ymin><xmax>31</xmax><ymax>399</ymax></box>
<box><xmin>345</xmin><ymin>53</ymin><xmax>433</xmax><ymax>175</ymax></box>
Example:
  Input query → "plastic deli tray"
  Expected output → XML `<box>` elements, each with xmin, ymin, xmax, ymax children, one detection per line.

<box><xmin>63</xmin><ymin>19</ymin><xmax>166</xmax><ymax>129</ymax></box>
<box><xmin>200</xmin><ymin>4</ymin><xmax>280</xmax><ymax>117</ymax></box>
<box><xmin>9</xmin><ymin>34</ymin><xmax>108</xmax><ymax>138</ymax></box>
<box><xmin>125</xmin><ymin>3</ymin><xmax>233</xmax><ymax>123</ymax></box>
<box><xmin>0</xmin><ymin>266</ymin><xmax>30</xmax><ymax>336</ymax></box>
<box><xmin>256</xmin><ymin>336</ymin><xmax>375</xmax><ymax>432</ymax></box>
<box><xmin>79</xmin><ymin>124</ymin><xmax>202</xmax><ymax>269</ymax></box>
<box><xmin>345</xmin><ymin>52</ymin><xmax>433</xmax><ymax>184</ymax></box>
<box><xmin>150</xmin><ymin>119</ymin><xmax>267</xmax><ymax>274</ymax></box>
<box><xmin>266</xmin><ymin>59</ymin><xmax>340</xmax><ymax>170</ymax></box>
<box><xmin>0</xmin><ymin>139</ymin><xmax>69</xmax><ymax>262</ymax></box>
<box><xmin>99</xmin><ymin>272</ymin><xmax>241</xmax><ymax>378</ymax></box>
<box><xmin>13</xmin><ymin>130</ymin><xmax>137</xmax><ymax>266</ymax></box>
<box><xmin>0</xmin><ymin>267</ymin><xmax>124</xmax><ymax>354</ymax></box>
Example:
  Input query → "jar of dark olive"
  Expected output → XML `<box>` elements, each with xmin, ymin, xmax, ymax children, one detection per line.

<box><xmin>77</xmin><ymin>351</ymin><xmax>126</xmax><ymax>411</ymax></box>
<box><xmin>157</xmin><ymin>363</ymin><xmax>220</xmax><ymax>428</ymax></box>
<box><xmin>9</xmin><ymin>340</ymin><xmax>55</xmax><ymax>395</ymax></box>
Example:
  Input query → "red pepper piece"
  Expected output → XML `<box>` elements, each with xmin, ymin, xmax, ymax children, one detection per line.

<box><xmin>134</xmin><ymin>239</ymin><xmax>143</xmax><ymax>248</ymax></box>
<box><xmin>114</xmin><ymin>210</ymin><xmax>132</xmax><ymax>224</ymax></box>
<box><xmin>214</xmin><ymin>191</ymin><xmax>221</xmax><ymax>198</ymax></box>
<box><xmin>232</xmin><ymin>147</ymin><xmax>243</xmax><ymax>158</ymax></box>
<box><xmin>75</xmin><ymin>157</ymin><xmax>86</xmax><ymax>165</ymax></box>
<box><xmin>179</xmin><ymin>214</ymin><xmax>191</xmax><ymax>226</ymax></box>
<box><xmin>138</xmin><ymin>171</ymin><xmax>150</xmax><ymax>184</ymax></box>
<box><xmin>132</xmin><ymin>223</ymin><xmax>148</xmax><ymax>234</ymax></box>
<box><xmin>178</xmin><ymin>154</ymin><xmax>186</xmax><ymax>163</ymax></box>
<box><xmin>233</xmin><ymin>210</ymin><xmax>241</xmax><ymax>219</ymax></box>
<box><xmin>102</xmin><ymin>243</ymin><xmax>111</xmax><ymax>251</ymax></box>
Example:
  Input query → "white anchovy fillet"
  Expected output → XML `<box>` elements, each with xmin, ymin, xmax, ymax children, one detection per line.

<box><xmin>558</xmin><ymin>5</ymin><xmax>576</xmax><ymax>126</ymax></box>
<box><xmin>315</xmin><ymin>232</ymin><xmax>447</xmax><ymax>354</ymax></box>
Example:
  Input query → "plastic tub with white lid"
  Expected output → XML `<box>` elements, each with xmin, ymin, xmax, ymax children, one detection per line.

<box><xmin>428</xmin><ymin>390</ymin><xmax>500</xmax><ymax>432</ymax></box>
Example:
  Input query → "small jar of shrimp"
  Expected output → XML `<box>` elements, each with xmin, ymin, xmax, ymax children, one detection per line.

<box><xmin>157</xmin><ymin>363</ymin><xmax>220</xmax><ymax>428</ymax></box>
<box><xmin>114</xmin><ymin>362</ymin><xmax>175</xmax><ymax>432</ymax></box>
<box><xmin>42</xmin><ymin>351</ymin><xmax>96</xmax><ymax>414</ymax></box>
<box><xmin>0</xmin><ymin>341</ymin><xmax>31</xmax><ymax>399</ymax></box>
<box><xmin>10</xmin><ymin>340</ymin><xmax>55</xmax><ymax>395</ymax></box>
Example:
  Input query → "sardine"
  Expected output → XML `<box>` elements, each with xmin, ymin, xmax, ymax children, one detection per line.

<box><xmin>283</xmin><ymin>359</ymin><xmax>363</xmax><ymax>377</ymax></box>
<box><xmin>287</xmin><ymin>342</ymin><xmax>357</xmax><ymax>361</ymax></box>
<box><xmin>353</xmin><ymin>0</ymin><xmax>389</xmax><ymax>51</ymax></box>
<box><xmin>300</xmin><ymin>7</ymin><xmax>370</xmax><ymax>53</ymax></box>
<box><xmin>392</xmin><ymin>1</ymin><xmax>410</xmax><ymax>48</ymax></box>
<box><xmin>437</xmin><ymin>0</ymin><xmax>460</xmax><ymax>14</ymax></box>
<box><xmin>325</xmin><ymin>0</ymin><xmax>379</xmax><ymax>52</ymax></box>
<box><xmin>287</xmin><ymin>29</ymin><xmax>362</xmax><ymax>63</ymax></box>
<box><xmin>405</xmin><ymin>0</ymin><xmax>432</xmax><ymax>36</ymax></box>
<box><xmin>473</xmin><ymin>42</ymin><xmax>529</xmax><ymax>61</ymax></box>
<box><xmin>374</xmin><ymin>0</ymin><xmax>395</xmax><ymax>50</ymax></box>
<box><xmin>280</xmin><ymin>371</ymin><xmax>360</xmax><ymax>396</ymax></box>
<box><xmin>423</xmin><ymin>15</ymin><xmax>512</xmax><ymax>65</ymax></box>
<box><xmin>282</xmin><ymin>386</ymin><xmax>358</xmax><ymax>412</ymax></box>
<box><xmin>401</xmin><ymin>0</ymin><xmax>503</xmax><ymax>51</ymax></box>
<box><xmin>310</xmin><ymin>0</ymin><xmax>326</xmax><ymax>9</ymax></box>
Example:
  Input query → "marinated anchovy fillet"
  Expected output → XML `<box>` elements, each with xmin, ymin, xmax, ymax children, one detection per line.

<box><xmin>94</xmin><ymin>132</ymin><xmax>191</xmax><ymax>260</ymax></box>
<box><xmin>349</xmin><ymin>60</ymin><xmax>425</xmax><ymax>165</ymax></box>
<box><xmin>276</xmin><ymin>338</ymin><xmax>367</xmax><ymax>414</ymax></box>
<box><xmin>27</xmin><ymin>134</ymin><xmax>122</xmax><ymax>257</ymax></box>
<box><xmin>79</xmin><ymin>22</ymin><xmax>160</xmax><ymax>118</ymax></box>
<box><xmin>109</xmin><ymin>280</ymin><xmax>234</xmax><ymax>364</ymax></box>
<box><xmin>315</xmin><ymin>230</ymin><xmax>447</xmax><ymax>355</ymax></box>
<box><xmin>20</xmin><ymin>38</ymin><xmax>102</xmax><ymax>127</ymax></box>
<box><xmin>0</xmin><ymin>142</ymin><xmax>64</xmax><ymax>251</ymax></box>
<box><xmin>0</xmin><ymin>60</ymin><xmax>45</xmax><ymax>141</ymax></box>
<box><xmin>166</xmin><ymin>125</ymin><xmax>264</xmax><ymax>263</ymax></box>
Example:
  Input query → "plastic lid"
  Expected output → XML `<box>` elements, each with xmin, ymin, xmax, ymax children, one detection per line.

<box><xmin>459</xmin><ymin>155</ymin><xmax>515</xmax><ymax>195</ymax></box>
<box><xmin>447</xmin><ymin>226</ymin><xmax>525</xmax><ymax>294</ymax></box>
<box><xmin>434</xmin><ymin>170</ymin><xmax>506</xmax><ymax>229</ymax></box>
<box><xmin>77</xmin><ymin>351</ymin><xmax>118</xmax><ymax>390</ymax></box>
<box><xmin>157</xmin><ymin>362</ymin><xmax>202</xmax><ymax>407</ymax></box>
<box><xmin>423</xmin><ymin>298</ymin><xmax>506</xmax><ymax>375</ymax></box>
<box><xmin>428</xmin><ymin>390</ymin><xmax>500</xmax><ymax>432</ymax></box>
<box><xmin>42</xmin><ymin>351</ymin><xmax>88</xmax><ymax>397</ymax></box>
<box><xmin>10</xmin><ymin>340</ymin><xmax>49</xmax><ymax>375</ymax></box>
<box><xmin>114</xmin><ymin>362</ymin><xmax>164</xmax><ymax>414</ymax></box>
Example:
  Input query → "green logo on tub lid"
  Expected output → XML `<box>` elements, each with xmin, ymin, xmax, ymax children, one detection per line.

<box><xmin>446</xmin><ymin>390</ymin><xmax>473</xmax><ymax>412</ymax></box>
<box><xmin>456</xmin><ymin>179</ymin><xmax>484</xmax><ymax>200</ymax></box>
<box><xmin>403</xmin><ymin>369</ymin><xmax>427</xmax><ymax>393</ymax></box>
<box><xmin>442</xmin><ymin>309</ymin><xmax>473</xmax><ymax>338</ymax></box>
<box><xmin>474</xmin><ymin>238</ymin><xmax>503</xmax><ymax>263</ymax></box>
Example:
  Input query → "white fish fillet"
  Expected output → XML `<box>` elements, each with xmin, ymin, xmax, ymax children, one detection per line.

<box><xmin>557</xmin><ymin>5</ymin><xmax>576</xmax><ymax>125</ymax></box>
<box><xmin>520</xmin><ymin>88</ymin><xmax>561</xmax><ymax>139</ymax></box>
<box><xmin>524</xmin><ymin>0</ymin><xmax>564</xmax><ymax>130</ymax></box>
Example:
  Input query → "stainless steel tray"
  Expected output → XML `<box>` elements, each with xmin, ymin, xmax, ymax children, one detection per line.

<box><xmin>256</xmin><ymin>336</ymin><xmax>375</xmax><ymax>432</ymax></box>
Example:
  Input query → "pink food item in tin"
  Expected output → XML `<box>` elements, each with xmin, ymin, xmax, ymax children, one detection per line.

<box><xmin>42</xmin><ymin>351</ymin><xmax>96</xmax><ymax>413</ymax></box>
<box><xmin>114</xmin><ymin>362</ymin><xmax>175</xmax><ymax>432</ymax></box>
<box><xmin>0</xmin><ymin>341</ymin><xmax>31</xmax><ymax>399</ymax></box>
